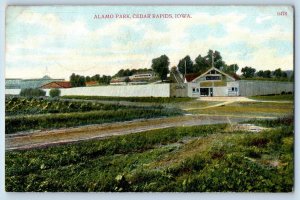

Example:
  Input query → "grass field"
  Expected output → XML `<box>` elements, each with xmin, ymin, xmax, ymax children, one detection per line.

<box><xmin>189</xmin><ymin>101</ymin><xmax>293</xmax><ymax>117</ymax></box>
<box><xmin>5</xmin><ymin>116</ymin><xmax>293</xmax><ymax>192</ymax></box>
<box><xmin>250</xmin><ymin>94</ymin><xmax>294</xmax><ymax>101</ymax></box>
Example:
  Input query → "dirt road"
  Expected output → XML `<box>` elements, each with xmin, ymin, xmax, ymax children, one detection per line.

<box><xmin>5</xmin><ymin>114</ymin><xmax>275</xmax><ymax>151</ymax></box>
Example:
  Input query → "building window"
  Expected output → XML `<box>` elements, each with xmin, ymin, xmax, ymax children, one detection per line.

<box><xmin>206</xmin><ymin>76</ymin><xmax>221</xmax><ymax>80</ymax></box>
<box><xmin>192</xmin><ymin>88</ymin><xmax>199</xmax><ymax>93</ymax></box>
<box><xmin>229</xmin><ymin>87</ymin><xmax>238</xmax><ymax>92</ymax></box>
<box><xmin>196</xmin><ymin>88</ymin><xmax>199</xmax><ymax>93</ymax></box>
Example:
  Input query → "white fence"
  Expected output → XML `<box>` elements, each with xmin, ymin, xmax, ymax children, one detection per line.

<box><xmin>6</xmin><ymin>84</ymin><xmax>171</xmax><ymax>97</ymax></box>
<box><xmin>238</xmin><ymin>80</ymin><xmax>294</xmax><ymax>96</ymax></box>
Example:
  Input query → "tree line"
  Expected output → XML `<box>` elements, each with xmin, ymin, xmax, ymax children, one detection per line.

<box><xmin>240</xmin><ymin>66</ymin><xmax>292</xmax><ymax>80</ymax></box>
<box><xmin>70</xmin><ymin>49</ymin><xmax>293</xmax><ymax>86</ymax></box>
<box><xmin>151</xmin><ymin>50</ymin><xmax>239</xmax><ymax>81</ymax></box>
<box><xmin>114</xmin><ymin>68</ymin><xmax>153</xmax><ymax>77</ymax></box>
<box><xmin>150</xmin><ymin>50</ymin><xmax>292</xmax><ymax>82</ymax></box>
<box><xmin>70</xmin><ymin>73</ymin><xmax>111</xmax><ymax>87</ymax></box>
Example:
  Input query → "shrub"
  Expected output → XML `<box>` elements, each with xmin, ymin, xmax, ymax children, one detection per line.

<box><xmin>49</xmin><ymin>89</ymin><xmax>61</xmax><ymax>98</ymax></box>
<box><xmin>20</xmin><ymin>88</ymin><xmax>46</xmax><ymax>97</ymax></box>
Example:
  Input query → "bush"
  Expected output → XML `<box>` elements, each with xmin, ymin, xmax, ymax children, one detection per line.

<box><xmin>20</xmin><ymin>88</ymin><xmax>46</xmax><ymax>97</ymax></box>
<box><xmin>49</xmin><ymin>89</ymin><xmax>61</xmax><ymax>98</ymax></box>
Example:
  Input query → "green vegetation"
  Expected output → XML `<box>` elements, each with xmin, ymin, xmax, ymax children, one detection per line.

<box><xmin>189</xmin><ymin>101</ymin><xmax>293</xmax><ymax>117</ymax></box>
<box><xmin>6</xmin><ymin>108</ymin><xmax>180</xmax><ymax>134</ymax></box>
<box><xmin>151</xmin><ymin>55</ymin><xmax>170</xmax><ymax>81</ymax></box>
<box><xmin>5</xmin><ymin>117</ymin><xmax>293</xmax><ymax>192</ymax></box>
<box><xmin>70</xmin><ymin>73</ymin><xmax>112</xmax><ymax>87</ymax></box>
<box><xmin>250</xmin><ymin>94</ymin><xmax>294</xmax><ymax>101</ymax></box>
<box><xmin>5</xmin><ymin>96</ymin><xmax>155</xmax><ymax>116</ymax></box>
<box><xmin>61</xmin><ymin>95</ymin><xmax>192</xmax><ymax>103</ymax></box>
<box><xmin>5</xmin><ymin>96</ymin><xmax>181</xmax><ymax>134</ymax></box>
<box><xmin>20</xmin><ymin>88</ymin><xmax>46</xmax><ymax>97</ymax></box>
<box><xmin>49</xmin><ymin>89</ymin><xmax>61</xmax><ymax>98</ymax></box>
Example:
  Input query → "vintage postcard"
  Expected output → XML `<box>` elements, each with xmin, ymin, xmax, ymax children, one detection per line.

<box><xmin>5</xmin><ymin>6</ymin><xmax>294</xmax><ymax>192</ymax></box>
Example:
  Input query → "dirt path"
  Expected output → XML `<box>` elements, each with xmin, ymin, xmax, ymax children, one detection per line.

<box><xmin>5</xmin><ymin>114</ymin><xmax>275</xmax><ymax>151</ymax></box>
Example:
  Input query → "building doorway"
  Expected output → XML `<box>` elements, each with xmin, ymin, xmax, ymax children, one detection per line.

<box><xmin>200</xmin><ymin>88</ymin><xmax>213</xmax><ymax>96</ymax></box>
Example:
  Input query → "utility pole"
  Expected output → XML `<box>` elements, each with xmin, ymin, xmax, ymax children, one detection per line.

<box><xmin>211</xmin><ymin>52</ymin><xmax>214</xmax><ymax>68</ymax></box>
<box><xmin>184</xmin><ymin>59</ymin><xmax>187</xmax><ymax>82</ymax></box>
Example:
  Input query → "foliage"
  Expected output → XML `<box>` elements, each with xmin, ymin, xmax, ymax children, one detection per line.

<box><xmin>20</xmin><ymin>88</ymin><xmax>46</xmax><ymax>97</ymax></box>
<box><xmin>5</xmin><ymin>97</ymin><xmax>182</xmax><ymax>134</ymax></box>
<box><xmin>49</xmin><ymin>89</ymin><xmax>61</xmax><ymax>98</ymax></box>
<box><xmin>5</xmin><ymin>107</ymin><xmax>181</xmax><ymax>134</ymax></box>
<box><xmin>5</xmin><ymin>96</ymin><xmax>139</xmax><ymax>116</ymax></box>
<box><xmin>241</xmin><ymin>66</ymin><xmax>256</xmax><ymax>78</ymax></box>
<box><xmin>223</xmin><ymin>64</ymin><xmax>239</xmax><ymax>74</ymax></box>
<box><xmin>244</xmin><ymin>115</ymin><xmax>294</xmax><ymax>128</ymax></box>
<box><xmin>177</xmin><ymin>55</ymin><xmax>194</xmax><ymax>75</ymax></box>
<box><xmin>70</xmin><ymin>73</ymin><xmax>86</xmax><ymax>87</ymax></box>
<box><xmin>5</xmin><ymin>118</ymin><xmax>294</xmax><ymax>192</ymax></box>
<box><xmin>273</xmin><ymin>68</ymin><xmax>282</xmax><ymax>78</ymax></box>
<box><xmin>256</xmin><ymin>70</ymin><xmax>271</xmax><ymax>78</ymax></box>
<box><xmin>151</xmin><ymin>55</ymin><xmax>170</xmax><ymax>81</ymax></box>
<box><xmin>61</xmin><ymin>95</ymin><xmax>192</xmax><ymax>103</ymax></box>
<box><xmin>194</xmin><ymin>54</ymin><xmax>210</xmax><ymax>73</ymax></box>
<box><xmin>114</xmin><ymin>68</ymin><xmax>153</xmax><ymax>77</ymax></box>
<box><xmin>206</xmin><ymin>49</ymin><xmax>226</xmax><ymax>69</ymax></box>
<box><xmin>70</xmin><ymin>73</ymin><xmax>111</xmax><ymax>86</ymax></box>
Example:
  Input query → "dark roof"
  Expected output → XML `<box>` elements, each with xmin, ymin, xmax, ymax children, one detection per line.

<box><xmin>185</xmin><ymin>73</ymin><xmax>201</xmax><ymax>82</ymax></box>
<box><xmin>185</xmin><ymin>68</ymin><xmax>240</xmax><ymax>82</ymax></box>
<box><xmin>41</xmin><ymin>81</ymin><xmax>72</xmax><ymax>88</ymax></box>
<box><xmin>228</xmin><ymin>73</ymin><xmax>241</xmax><ymax>80</ymax></box>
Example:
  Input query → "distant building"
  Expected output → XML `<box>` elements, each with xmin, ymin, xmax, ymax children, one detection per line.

<box><xmin>5</xmin><ymin>75</ymin><xmax>65</xmax><ymax>89</ymax></box>
<box><xmin>110</xmin><ymin>72</ymin><xmax>155</xmax><ymax>85</ymax></box>
<box><xmin>110</xmin><ymin>77</ymin><xmax>129</xmax><ymax>85</ymax></box>
<box><xmin>41</xmin><ymin>81</ymin><xmax>72</xmax><ymax>89</ymax></box>
<box><xmin>5</xmin><ymin>78</ymin><xmax>22</xmax><ymax>89</ymax></box>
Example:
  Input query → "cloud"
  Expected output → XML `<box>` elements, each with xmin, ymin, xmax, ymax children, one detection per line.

<box><xmin>256</xmin><ymin>15</ymin><xmax>272</xmax><ymax>24</ymax></box>
<box><xmin>6</xmin><ymin>6</ymin><xmax>294</xmax><ymax>79</ymax></box>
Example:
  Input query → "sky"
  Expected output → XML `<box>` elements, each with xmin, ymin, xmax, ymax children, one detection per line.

<box><xmin>5</xmin><ymin>6</ymin><xmax>294</xmax><ymax>80</ymax></box>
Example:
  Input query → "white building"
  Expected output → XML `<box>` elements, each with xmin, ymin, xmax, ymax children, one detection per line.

<box><xmin>186</xmin><ymin>67</ymin><xmax>240</xmax><ymax>97</ymax></box>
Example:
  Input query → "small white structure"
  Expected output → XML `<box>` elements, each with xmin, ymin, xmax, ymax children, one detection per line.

<box><xmin>186</xmin><ymin>67</ymin><xmax>239</xmax><ymax>97</ymax></box>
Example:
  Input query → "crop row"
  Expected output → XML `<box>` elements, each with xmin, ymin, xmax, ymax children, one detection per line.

<box><xmin>5</xmin><ymin>96</ymin><xmax>160</xmax><ymax>116</ymax></box>
<box><xmin>5</xmin><ymin>107</ymin><xmax>181</xmax><ymax>134</ymax></box>
<box><xmin>61</xmin><ymin>95</ymin><xmax>192</xmax><ymax>103</ymax></box>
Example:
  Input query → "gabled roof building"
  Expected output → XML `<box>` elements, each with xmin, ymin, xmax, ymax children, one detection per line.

<box><xmin>185</xmin><ymin>67</ymin><xmax>240</xmax><ymax>97</ymax></box>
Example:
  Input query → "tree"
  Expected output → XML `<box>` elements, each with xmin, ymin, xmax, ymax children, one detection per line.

<box><xmin>263</xmin><ymin>70</ymin><xmax>271</xmax><ymax>78</ymax></box>
<box><xmin>241</xmin><ymin>66</ymin><xmax>256</xmax><ymax>78</ymax></box>
<box><xmin>194</xmin><ymin>54</ymin><xmax>210</xmax><ymax>73</ymax></box>
<box><xmin>282</xmin><ymin>72</ymin><xmax>288</xmax><ymax>78</ymax></box>
<box><xmin>85</xmin><ymin>76</ymin><xmax>91</xmax><ymax>82</ymax></box>
<box><xmin>20</xmin><ymin>88</ymin><xmax>46</xmax><ymax>97</ymax></box>
<box><xmin>49</xmin><ymin>88</ymin><xmax>61</xmax><ymax>98</ymax></box>
<box><xmin>99</xmin><ymin>75</ymin><xmax>112</xmax><ymax>85</ymax></box>
<box><xmin>177</xmin><ymin>55</ymin><xmax>194</xmax><ymax>75</ymax></box>
<box><xmin>273</xmin><ymin>68</ymin><xmax>282</xmax><ymax>78</ymax></box>
<box><xmin>224</xmin><ymin>64</ymin><xmax>239</xmax><ymax>74</ymax></box>
<box><xmin>69</xmin><ymin>73</ymin><xmax>86</xmax><ymax>87</ymax></box>
<box><xmin>91</xmin><ymin>74</ymin><xmax>100</xmax><ymax>82</ymax></box>
<box><xmin>205</xmin><ymin>50</ymin><xmax>226</xmax><ymax>69</ymax></box>
<box><xmin>256</xmin><ymin>70</ymin><xmax>264</xmax><ymax>77</ymax></box>
<box><xmin>151</xmin><ymin>55</ymin><xmax>170</xmax><ymax>81</ymax></box>
<box><xmin>290</xmin><ymin>71</ymin><xmax>294</xmax><ymax>81</ymax></box>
